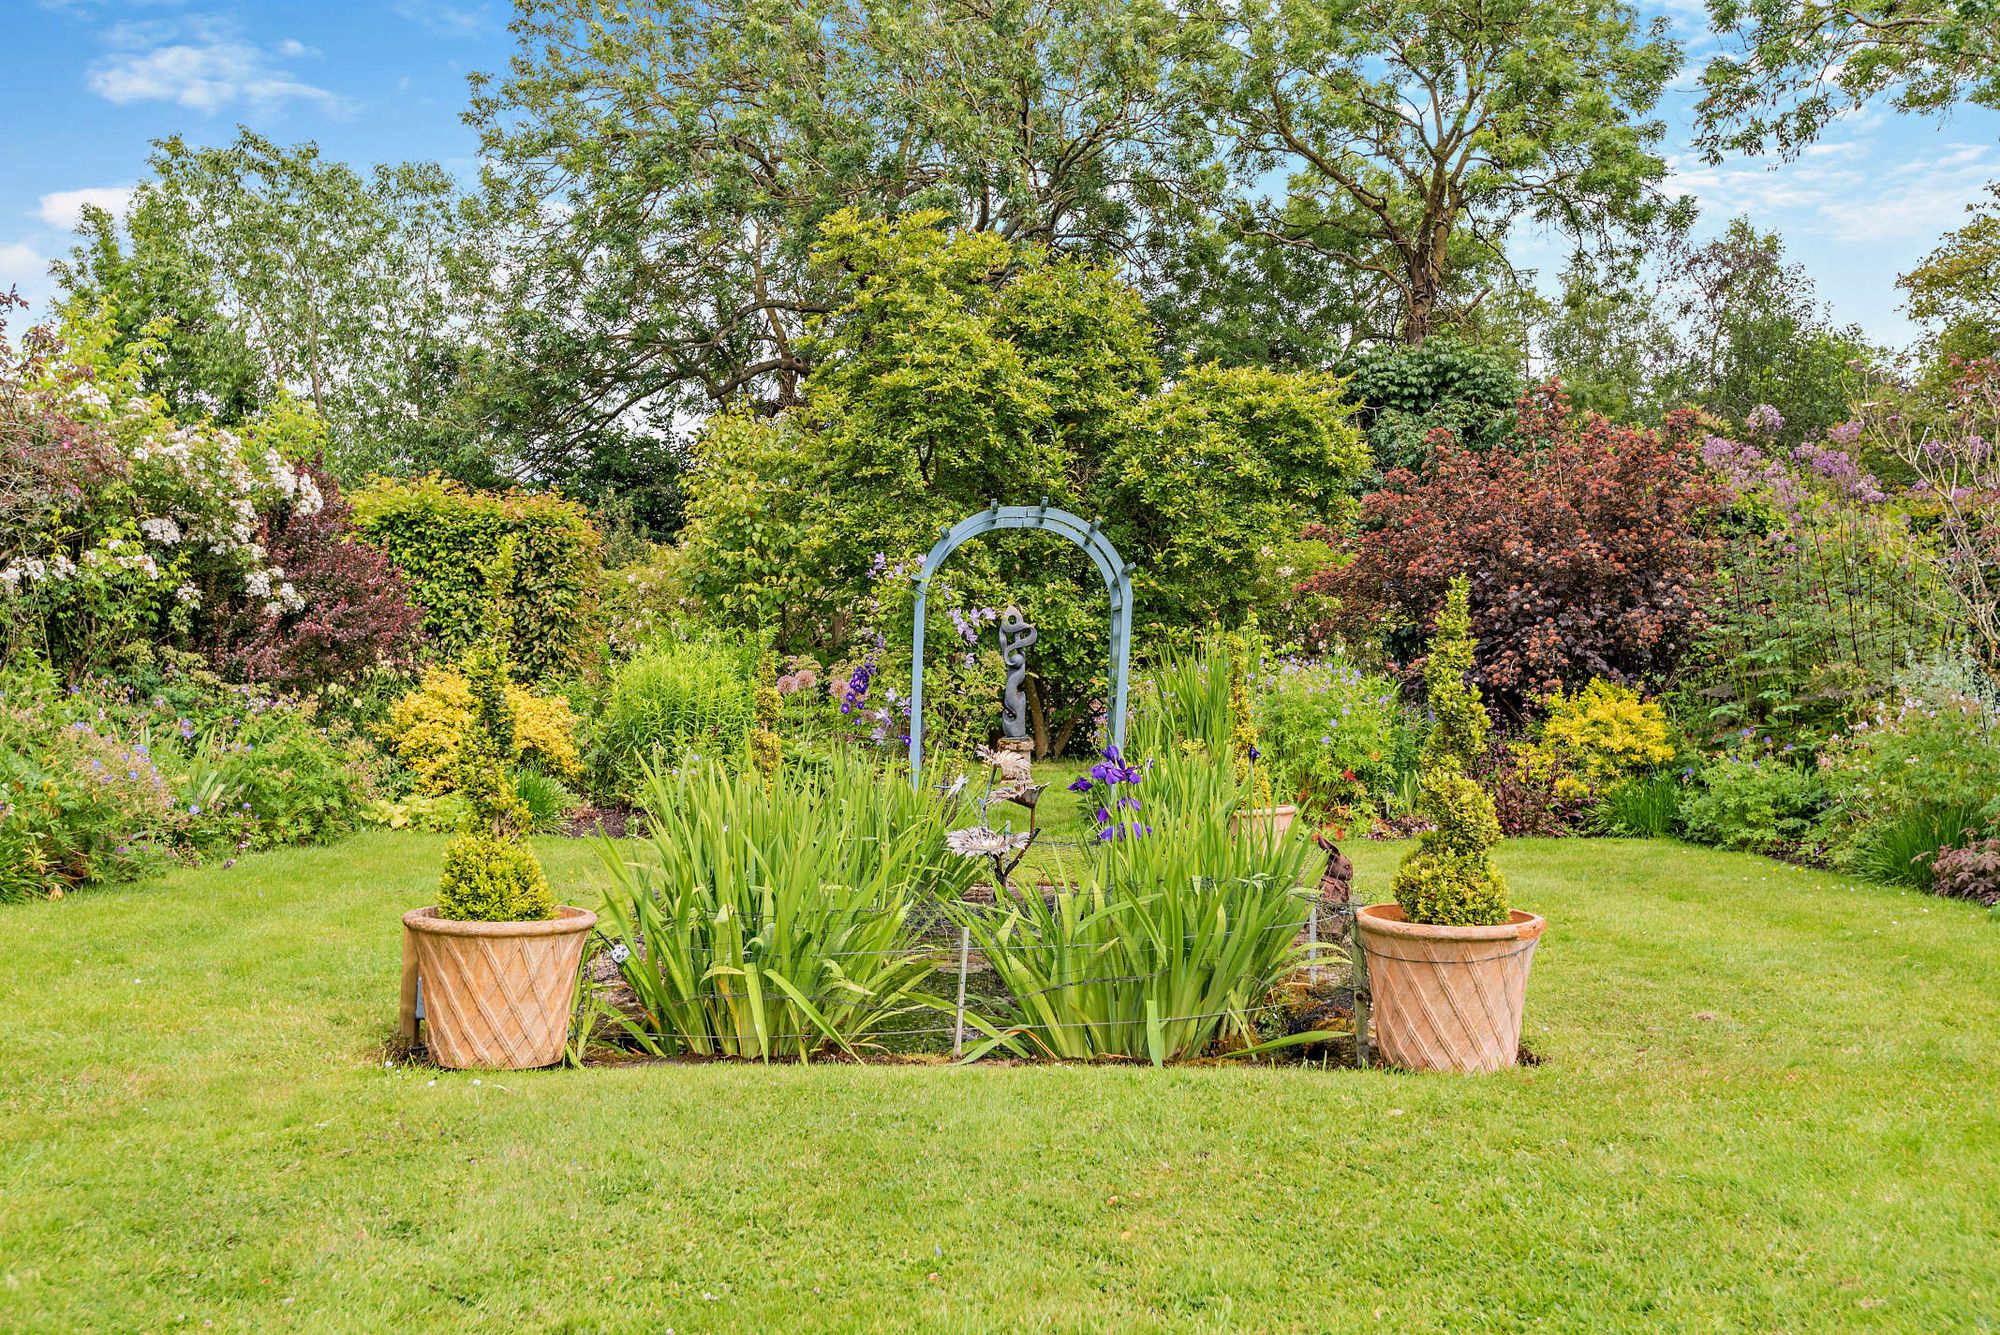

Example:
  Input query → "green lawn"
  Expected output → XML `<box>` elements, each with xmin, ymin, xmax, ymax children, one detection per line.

<box><xmin>3</xmin><ymin>833</ymin><xmax>1996</xmax><ymax>1332</ymax></box>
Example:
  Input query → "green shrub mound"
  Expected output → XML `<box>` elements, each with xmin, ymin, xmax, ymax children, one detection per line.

<box><xmin>1391</xmin><ymin>577</ymin><xmax>1511</xmax><ymax>927</ymax></box>
<box><xmin>597</xmin><ymin>637</ymin><xmax>756</xmax><ymax>793</ymax></box>
<box><xmin>436</xmin><ymin>833</ymin><xmax>555</xmax><ymax>922</ymax></box>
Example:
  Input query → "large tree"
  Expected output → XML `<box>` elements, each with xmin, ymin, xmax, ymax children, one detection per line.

<box><xmin>1899</xmin><ymin>184</ymin><xmax>2000</xmax><ymax>364</ymax></box>
<box><xmin>1651</xmin><ymin>219</ymin><xmax>1878</xmax><ymax>442</ymax></box>
<box><xmin>464</xmin><ymin>0</ymin><xmax>1217</xmax><ymax>450</ymax></box>
<box><xmin>1696</xmin><ymin>0</ymin><xmax>2000</xmax><ymax>160</ymax></box>
<box><xmin>53</xmin><ymin>131</ymin><xmax>485</xmax><ymax>484</ymax></box>
<box><xmin>1198</xmin><ymin>0</ymin><xmax>1683</xmax><ymax>344</ymax></box>
<box><xmin>678</xmin><ymin>210</ymin><xmax>1369</xmax><ymax>755</ymax></box>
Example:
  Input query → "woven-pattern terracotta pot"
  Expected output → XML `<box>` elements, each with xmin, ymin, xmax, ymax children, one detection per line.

<box><xmin>1356</xmin><ymin>903</ymin><xmax>1545</xmax><ymax>1074</ymax></box>
<box><xmin>403</xmin><ymin>906</ymin><xmax>596</xmax><ymax>1070</ymax></box>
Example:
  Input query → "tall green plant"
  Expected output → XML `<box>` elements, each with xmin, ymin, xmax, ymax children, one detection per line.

<box><xmin>955</xmin><ymin>749</ymin><xmax>1316</xmax><ymax>1064</ymax></box>
<box><xmin>597</xmin><ymin>759</ymin><xmax>980</xmax><ymax>1060</ymax></box>
<box><xmin>1391</xmin><ymin>578</ymin><xmax>1509</xmax><ymax>926</ymax></box>
<box><xmin>596</xmin><ymin>636</ymin><xmax>757</xmax><ymax>794</ymax></box>
<box><xmin>434</xmin><ymin>558</ymin><xmax>556</xmax><ymax>923</ymax></box>
<box><xmin>1128</xmin><ymin>635</ymin><xmax>1235</xmax><ymax>758</ymax></box>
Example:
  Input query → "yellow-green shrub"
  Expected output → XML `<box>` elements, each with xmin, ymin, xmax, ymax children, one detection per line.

<box><xmin>1520</xmin><ymin>679</ymin><xmax>1673</xmax><ymax>799</ymax></box>
<box><xmin>382</xmin><ymin>666</ymin><xmax>583</xmax><ymax>794</ymax></box>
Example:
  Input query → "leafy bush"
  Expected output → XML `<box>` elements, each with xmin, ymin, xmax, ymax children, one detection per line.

<box><xmin>597</xmin><ymin>759</ymin><xmax>980</xmax><ymax>1060</ymax></box>
<box><xmin>601</xmin><ymin>544</ymin><xmax>694</xmax><ymax>660</ymax></box>
<box><xmin>1254</xmin><ymin>655</ymin><xmax>1409</xmax><ymax>821</ymax></box>
<box><xmin>1932</xmin><ymin>836</ymin><xmax>2000</xmax><ymax>907</ymax></box>
<box><xmin>216</xmin><ymin>711</ymin><xmax>366</xmax><ymax>847</ymax></box>
<box><xmin>193</xmin><ymin>462</ymin><xmax>423</xmax><ymax>691</ymax></box>
<box><xmin>382</xmin><ymin>665</ymin><xmax>582</xmax><ymax>795</ymax></box>
<box><xmin>1</xmin><ymin>303</ymin><xmax>338</xmax><ymax>679</ymax></box>
<box><xmin>1391</xmin><ymin>579</ymin><xmax>1510</xmax><ymax>926</ymax></box>
<box><xmin>1337</xmin><ymin>338</ymin><xmax>1519</xmax><ymax>474</ymax></box>
<box><xmin>434</xmin><ymin>638</ymin><xmax>555</xmax><ymax>923</ymax></box>
<box><xmin>1311</xmin><ymin>384</ymin><xmax>1725</xmax><ymax>705</ymax></box>
<box><xmin>1480</xmin><ymin>744</ymin><xmax>1588</xmax><ymax>837</ymax></box>
<box><xmin>1517</xmin><ymin>679</ymin><xmax>1675</xmax><ymax>800</ymax></box>
<box><xmin>1816</xmin><ymin>681</ymin><xmax>2000</xmax><ymax>879</ymax></box>
<box><xmin>956</xmin><ymin>748</ymin><xmax>1316</xmax><ymax>1064</ymax></box>
<box><xmin>1680</xmin><ymin>482</ymin><xmax>1942</xmax><ymax>750</ymax></box>
<box><xmin>349</xmin><ymin>474</ymin><xmax>603</xmax><ymax>682</ymax></box>
<box><xmin>596</xmin><ymin>636</ymin><xmax>756</xmax><ymax>794</ymax></box>
<box><xmin>0</xmin><ymin>657</ymin><xmax>368</xmax><ymax>901</ymax></box>
<box><xmin>1678</xmin><ymin>753</ymin><xmax>1827</xmax><ymax>855</ymax></box>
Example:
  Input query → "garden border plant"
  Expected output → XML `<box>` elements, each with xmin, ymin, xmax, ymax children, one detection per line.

<box><xmin>399</xmin><ymin>554</ymin><xmax>595</xmax><ymax>1071</ymax></box>
<box><xmin>1357</xmin><ymin>578</ymin><xmax>1547</xmax><ymax>1074</ymax></box>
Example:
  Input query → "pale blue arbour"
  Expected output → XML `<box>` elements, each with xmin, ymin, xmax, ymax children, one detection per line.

<box><xmin>908</xmin><ymin>502</ymin><xmax>1134</xmax><ymax>789</ymax></box>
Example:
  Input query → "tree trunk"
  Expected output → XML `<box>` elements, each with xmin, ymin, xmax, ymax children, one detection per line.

<box><xmin>1027</xmin><ymin>675</ymin><xmax>1051</xmax><ymax>761</ymax></box>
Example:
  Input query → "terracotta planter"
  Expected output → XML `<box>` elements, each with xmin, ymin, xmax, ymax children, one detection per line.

<box><xmin>1355</xmin><ymin>903</ymin><xmax>1545</xmax><ymax>1074</ymax></box>
<box><xmin>1235</xmin><ymin>804</ymin><xmax>1298</xmax><ymax>840</ymax></box>
<box><xmin>401</xmin><ymin>906</ymin><xmax>596</xmax><ymax>1070</ymax></box>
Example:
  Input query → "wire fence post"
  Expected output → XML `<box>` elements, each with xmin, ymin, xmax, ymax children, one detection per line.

<box><xmin>952</xmin><ymin>923</ymin><xmax>972</xmax><ymax>1059</ymax></box>
<box><xmin>1307</xmin><ymin>906</ymin><xmax>1320</xmax><ymax>985</ymax></box>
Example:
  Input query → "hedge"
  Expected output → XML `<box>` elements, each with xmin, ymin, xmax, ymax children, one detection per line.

<box><xmin>349</xmin><ymin>475</ymin><xmax>603</xmax><ymax>682</ymax></box>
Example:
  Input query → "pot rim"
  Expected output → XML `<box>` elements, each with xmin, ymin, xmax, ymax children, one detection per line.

<box><xmin>1238</xmin><ymin>804</ymin><xmax>1298</xmax><ymax>816</ymax></box>
<box><xmin>403</xmin><ymin>905</ymin><xmax>597</xmax><ymax>939</ymax></box>
<box><xmin>1356</xmin><ymin>902</ymin><xmax>1544</xmax><ymax>943</ymax></box>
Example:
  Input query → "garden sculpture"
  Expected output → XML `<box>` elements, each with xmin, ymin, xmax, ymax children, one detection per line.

<box><xmin>997</xmin><ymin>606</ymin><xmax>1038</xmax><ymax>740</ymax></box>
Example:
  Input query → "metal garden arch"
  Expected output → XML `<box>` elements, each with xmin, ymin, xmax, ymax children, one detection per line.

<box><xmin>907</xmin><ymin>502</ymin><xmax>1134</xmax><ymax>789</ymax></box>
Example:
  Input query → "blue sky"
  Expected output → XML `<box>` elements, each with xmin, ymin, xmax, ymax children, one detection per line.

<box><xmin>4</xmin><ymin>0</ymin><xmax>1997</xmax><ymax>350</ymax></box>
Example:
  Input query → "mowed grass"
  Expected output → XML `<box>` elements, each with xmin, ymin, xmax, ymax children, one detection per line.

<box><xmin>2</xmin><ymin>833</ymin><xmax>1996</xmax><ymax>1333</ymax></box>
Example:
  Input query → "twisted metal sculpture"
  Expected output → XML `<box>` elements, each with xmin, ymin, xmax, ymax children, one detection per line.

<box><xmin>997</xmin><ymin>607</ymin><xmax>1038</xmax><ymax>739</ymax></box>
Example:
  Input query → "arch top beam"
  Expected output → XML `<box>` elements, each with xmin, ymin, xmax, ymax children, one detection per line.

<box><xmin>908</xmin><ymin>503</ymin><xmax>1134</xmax><ymax>789</ymax></box>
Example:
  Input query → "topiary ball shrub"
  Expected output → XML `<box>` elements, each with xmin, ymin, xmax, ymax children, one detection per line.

<box><xmin>1390</xmin><ymin>577</ymin><xmax>1511</xmax><ymax>927</ymax></box>
<box><xmin>437</xmin><ymin>832</ymin><xmax>556</xmax><ymax>922</ymax></box>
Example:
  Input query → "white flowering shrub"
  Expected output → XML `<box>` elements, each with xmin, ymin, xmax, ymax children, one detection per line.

<box><xmin>1</xmin><ymin>306</ymin><xmax>325</xmax><ymax>672</ymax></box>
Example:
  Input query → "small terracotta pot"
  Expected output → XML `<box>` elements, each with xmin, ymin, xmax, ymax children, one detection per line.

<box><xmin>1356</xmin><ymin>903</ymin><xmax>1545</xmax><ymax>1074</ymax></box>
<box><xmin>402</xmin><ymin>906</ymin><xmax>596</xmax><ymax>1070</ymax></box>
<box><xmin>1234</xmin><ymin>804</ymin><xmax>1298</xmax><ymax>840</ymax></box>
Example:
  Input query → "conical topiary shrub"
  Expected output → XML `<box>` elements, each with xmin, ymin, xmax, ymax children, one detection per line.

<box><xmin>1358</xmin><ymin>576</ymin><xmax>1544</xmax><ymax>1074</ymax></box>
<box><xmin>402</xmin><ymin>548</ymin><xmax>590</xmax><ymax>1071</ymax></box>
<box><xmin>1390</xmin><ymin>576</ymin><xmax>1507</xmax><ymax>926</ymax></box>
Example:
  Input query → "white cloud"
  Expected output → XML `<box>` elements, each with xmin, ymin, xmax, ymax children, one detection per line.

<box><xmin>1667</xmin><ymin>138</ymin><xmax>2000</xmax><ymax>244</ymax></box>
<box><xmin>36</xmin><ymin>186</ymin><xmax>133</xmax><ymax>230</ymax></box>
<box><xmin>390</xmin><ymin>0</ymin><xmax>492</xmax><ymax>38</ymax></box>
<box><xmin>0</xmin><ymin>242</ymin><xmax>53</xmax><ymax>314</ymax></box>
<box><xmin>88</xmin><ymin>18</ymin><xmax>346</xmax><ymax>116</ymax></box>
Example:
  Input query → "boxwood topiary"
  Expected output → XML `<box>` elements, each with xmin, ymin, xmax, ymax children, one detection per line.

<box><xmin>1390</xmin><ymin>577</ymin><xmax>1511</xmax><ymax>927</ymax></box>
<box><xmin>434</xmin><ymin>568</ymin><xmax>556</xmax><ymax>924</ymax></box>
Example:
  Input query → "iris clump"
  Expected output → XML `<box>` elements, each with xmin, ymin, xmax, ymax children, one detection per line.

<box><xmin>1069</xmin><ymin>745</ymin><xmax>1149</xmax><ymax>841</ymax></box>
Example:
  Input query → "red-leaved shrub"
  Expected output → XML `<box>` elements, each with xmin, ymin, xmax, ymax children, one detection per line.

<box><xmin>1305</xmin><ymin>382</ymin><xmax>1725</xmax><ymax>706</ymax></box>
<box><xmin>1933</xmin><ymin>836</ymin><xmax>2000</xmax><ymax>907</ymax></box>
<box><xmin>198</xmin><ymin>464</ymin><xmax>423</xmax><ymax>690</ymax></box>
